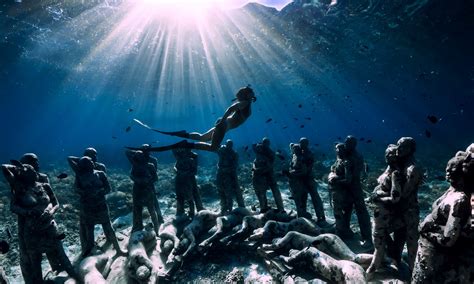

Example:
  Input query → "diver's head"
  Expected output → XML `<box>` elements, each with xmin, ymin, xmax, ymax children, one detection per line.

<box><xmin>262</xmin><ymin>137</ymin><xmax>271</xmax><ymax>147</ymax></box>
<box><xmin>225</xmin><ymin>139</ymin><xmax>233</xmax><ymax>149</ymax></box>
<box><xmin>385</xmin><ymin>144</ymin><xmax>398</xmax><ymax>165</ymax></box>
<box><xmin>83</xmin><ymin>147</ymin><xmax>98</xmax><ymax>162</ymax></box>
<box><xmin>299</xmin><ymin>137</ymin><xmax>309</xmax><ymax>149</ymax></box>
<box><xmin>18</xmin><ymin>164</ymin><xmax>38</xmax><ymax>186</ymax></box>
<box><xmin>344</xmin><ymin>135</ymin><xmax>357</xmax><ymax>152</ymax></box>
<box><xmin>396</xmin><ymin>137</ymin><xmax>416</xmax><ymax>158</ymax></box>
<box><xmin>236</xmin><ymin>86</ymin><xmax>256</xmax><ymax>102</ymax></box>
<box><xmin>20</xmin><ymin>153</ymin><xmax>40</xmax><ymax>171</ymax></box>
<box><xmin>78</xmin><ymin>156</ymin><xmax>94</xmax><ymax>174</ymax></box>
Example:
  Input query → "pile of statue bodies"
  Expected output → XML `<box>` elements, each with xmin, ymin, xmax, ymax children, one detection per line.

<box><xmin>1</xmin><ymin>139</ymin><xmax>473</xmax><ymax>283</ymax></box>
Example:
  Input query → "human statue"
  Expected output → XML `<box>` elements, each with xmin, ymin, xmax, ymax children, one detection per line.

<box><xmin>68</xmin><ymin>147</ymin><xmax>107</xmax><ymax>172</ymax></box>
<box><xmin>412</xmin><ymin>151</ymin><xmax>473</xmax><ymax>283</ymax></box>
<box><xmin>392</xmin><ymin>137</ymin><xmax>423</xmax><ymax>274</ymax></box>
<box><xmin>252</xmin><ymin>137</ymin><xmax>284</xmax><ymax>212</ymax></box>
<box><xmin>365</xmin><ymin>144</ymin><xmax>403</xmax><ymax>276</ymax></box>
<box><xmin>216</xmin><ymin>139</ymin><xmax>245</xmax><ymax>214</ymax></box>
<box><xmin>286</xmin><ymin>138</ymin><xmax>328</xmax><ymax>227</ymax></box>
<box><xmin>341</xmin><ymin>135</ymin><xmax>372</xmax><ymax>247</ymax></box>
<box><xmin>126</xmin><ymin>150</ymin><xmax>164</xmax><ymax>235</ymax></box>
<box><xmin>2</xmin><ymin>163</ymin><xmax>77</xmax><ymax>283</ymax></box>
<box><xmin>172</xmin><ymin>148</ymin><xmax>202</xmax><ymax>218</ymax></box>
<box><xmin>68</xmin><ymin>156</ymin><xmax>126</xmax><ymax>257</ymax></box>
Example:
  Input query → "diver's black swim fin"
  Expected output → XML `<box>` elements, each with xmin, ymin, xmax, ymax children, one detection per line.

<box><xmin>156</xmin><ymin>130</ymin><xmax>190</xmax><ymax>138</ymax></box>
<box><xmin>126</xmin><ymin>140</ymin><xmax>194</xmax><ymax>153</ymax></box>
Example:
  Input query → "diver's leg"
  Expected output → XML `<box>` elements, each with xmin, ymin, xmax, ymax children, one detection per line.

<box><xmin>156</xmin><ymin>127</ymin><xmax>214</xmax><ymax>142</ymax></box>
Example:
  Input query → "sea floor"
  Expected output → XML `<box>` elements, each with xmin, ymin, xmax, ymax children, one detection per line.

<box><xmin>0</xmin><ymin>160</ymin><xmax>449</xmax><ymax>283</ymax></box>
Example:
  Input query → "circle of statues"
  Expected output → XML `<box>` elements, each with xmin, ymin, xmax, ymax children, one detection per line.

<box><xmin>1</xmin><ymin>138</ymin><xmax>473</xmax><ymax>283</ymax></box>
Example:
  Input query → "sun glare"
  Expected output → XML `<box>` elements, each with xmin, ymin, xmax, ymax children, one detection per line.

<box><xmin>138</xmin><ymin>0</ymin><xmax>225</xmax><ymax>23</ymax></box>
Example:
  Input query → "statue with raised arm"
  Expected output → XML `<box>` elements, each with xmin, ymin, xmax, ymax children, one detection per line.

<box><xmin>2</xmin><ymin>163</ymin><xmax>77</xmax><ymax>283</ymax></box>
<box><xmin>125</xmin><ymin>150</ymin><xmax>164</xmax><ymax>235</ymax></box>
<box><xmin>68</xmin><ymin>156</ymin><xmax>126</xmax><ymax>257</ymax></box>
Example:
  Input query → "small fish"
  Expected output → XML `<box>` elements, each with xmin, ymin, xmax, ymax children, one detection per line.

<box><xmin>112</xmin><ymin>136</ymin><xmax>117</xmax><ymax>139</ymax></box>
<box><xmin>427</xmin><ymin>115</ymin><xmax>438</xmax><ymax>124</ymax></box>
<box><xmin>300</xmin><ymin>125</ymin><xmax>304</xmax><ymax>128</ymax></box>
<box><xmin>293</xmin><ymin>118</ymin><xmax>298</xmax><ymax>121</ymax></box>
<box><xmin>128</xmin><ymin>108</ymin><xmax>134</xmax><ymax>112</ymax></box>
<box><xmin>57</xmin><ymin>173</ymin><xmax>68</xmax><ymax>179</ymax></box>
<box><xmin>314</xmin><ymin>143</ymin><xmax>319</xmax><ymax>146</ymax></box>
<box><xmin>298</xmin><ymin>104</ymin><xmax>302</xmax><ymax>108</ymax></box>
<box><xmin>305</xmin><ymin>117</ymin><xmax>311</xmax><ymax>120</ymax></box>
<box><xmin>243</xmin><ymin>146</ymin><xmax>249</xmax><ymax>151</ymax></box>
<box><xmin>337</xmin><ymin>137</ymin><xmax>342</xmax><ymax>140</ymax></box>
<box><xmin>359</xmin><ymin>137</ymin><xmax>365</xmax><ymax>141</ymax></box>
<box><xmin>366</xmin><ymin>139</ymin><xmax>372</xmax><ymax>143</ymax></box>
<box><xmin>425</xmin><ymin>130</ymin><xmax>432</xmax><ymax>138</ymax></box>
<box><xmin>265</xmin><ymin>118</ymin><xmax>273</xmax><ymax>123</ymax></box>
<box><xmin>282</xmin><ymin>126</ymin><xmax>288</xmax><ymax>129</ymax></box>
<box><xmin>125</xmin><ymin>126</ymin><xmax>131</xmax><ymax>132</ymax></box>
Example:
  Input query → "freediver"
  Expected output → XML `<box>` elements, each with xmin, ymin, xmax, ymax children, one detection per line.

<box><xmin>128</xmin><ymin>86</ymin><xmax>256</xmax><ymax>152</ymax></box>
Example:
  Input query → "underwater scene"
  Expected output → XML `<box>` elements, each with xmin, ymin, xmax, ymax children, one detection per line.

<box><xmin>0</xmin><ymin>0</ymin><xmax>473</xmax><ymax>283</ymax></box>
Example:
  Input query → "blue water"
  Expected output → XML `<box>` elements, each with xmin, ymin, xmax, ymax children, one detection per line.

<box><xmin>1</xmin><ymin>0</ymin><xmax>473</xmax><ymax>169</ymax></box>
